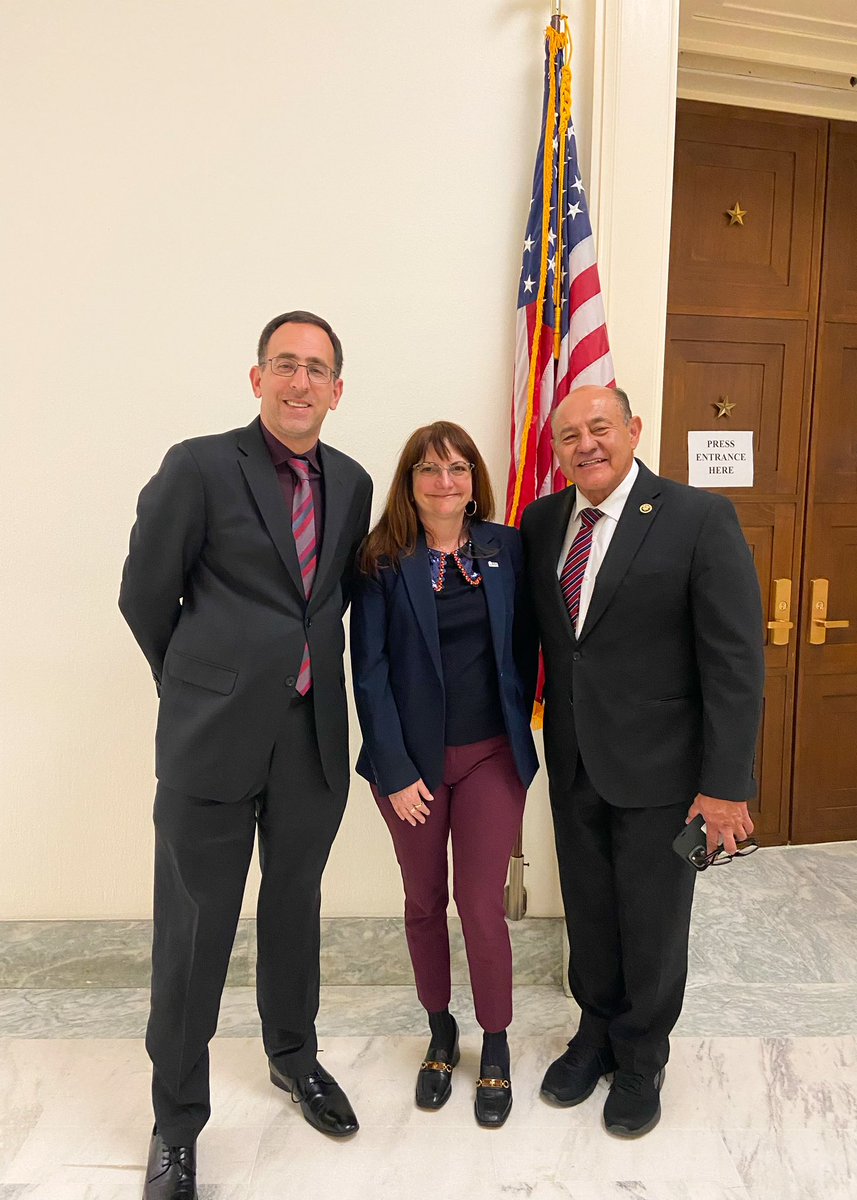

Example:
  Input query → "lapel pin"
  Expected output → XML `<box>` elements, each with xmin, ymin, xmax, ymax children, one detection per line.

<box><xmin>487</xmin><ymin>560</ymin><xmax>499</xmax><ymax>568</ymax></box>
<box><xmin>640</xmin><ymin>503</ymin><xmax>653</xmax><ymax>514</ymax></box>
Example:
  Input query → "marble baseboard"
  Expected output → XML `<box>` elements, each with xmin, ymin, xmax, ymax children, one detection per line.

<box><xmin>0</xmin><ymin>916</ymin><xmax>563</xmax><ymax>990</ymax></box>
<box><xmin>3</xmin><ymin>841</ymin><xmax>855</xmax><ymax>996</ymax></box>
<box><xmin>3</xmin><ymin>977</ymin><xmax>857</xmax><ymax>1041</ymax></box>
<box><xmin>0</xmin><ymin>985</ymin><xmax>578</xmax><ymax>1040</ymax></box>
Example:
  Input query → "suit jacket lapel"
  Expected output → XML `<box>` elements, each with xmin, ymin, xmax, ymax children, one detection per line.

<box><xmin>400</xmin><ymin>532</ymin><xmax>444</xmax><ymax>684</ymax></box>
<box><xmin>310</xmin><ymin>442</ymin><xmax>348</xmax><ymax>611</ymax></box>
<box><xmin>540</xmin><ymin>487</ymin><xmax>578</xmax><ymax>641</ymax></box>
<box><xmin>577</xmin><ymin>461</ymin><xmax>663</xmax><ymax>643</ymax></box>
<box><xmin>237</xmin><ymin>418</ymin><xmax>304</xmax><ymax>597</ymax></box>
<box><xmin>472</xmin><ymin>523</ymin><xmax>505</xmax><ymax>667</ymax></box>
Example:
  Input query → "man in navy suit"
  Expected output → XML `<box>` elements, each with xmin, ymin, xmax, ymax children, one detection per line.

<box><xmin>521</xmin><ymin>385</ymin><xmax>763</xmax><ymax>1137</ymax></box>
<box><xmin>120</xmin><ymin>311</ymin><xmax>372</xmax><ymax>1198</ymax></box>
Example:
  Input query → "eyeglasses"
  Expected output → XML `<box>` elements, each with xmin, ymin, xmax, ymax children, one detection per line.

<box><xmin>412</xmin><ymin>462</ymin><xmax>474</xmax><ymax>478</ymax></box>
<box><xmin>264</xmin><ymin>357</ymin><xmax>335</xmax><ymax>385</ymax></box>
<box><xmin>689</xmin><ymin>839</ymin><xmax>759</xmax><ymax>871</ymax></box>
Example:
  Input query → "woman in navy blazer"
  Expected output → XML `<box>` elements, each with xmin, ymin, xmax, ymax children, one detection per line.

<box><xmin>351</xmin><ymin>421</ymin><xmax>538</xmax><ymax>1128</ymax></box>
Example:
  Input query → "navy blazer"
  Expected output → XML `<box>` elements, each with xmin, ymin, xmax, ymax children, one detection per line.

<box><xmin>350</xmin><ymin>520</ymin><xmax>539</xmax><ymax>796</ymax></box>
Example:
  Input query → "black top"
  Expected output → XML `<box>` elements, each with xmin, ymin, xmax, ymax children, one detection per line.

<box><xmin>434</xmin><ymin>559</ymin><xmax>506</xmax><ymax>746</ymax></box>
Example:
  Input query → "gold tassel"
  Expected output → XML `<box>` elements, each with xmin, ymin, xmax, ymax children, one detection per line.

<box><xmin>508</xmin><ymin>22</ymin><xmax>567</xmax><ymax>525</ymax></box>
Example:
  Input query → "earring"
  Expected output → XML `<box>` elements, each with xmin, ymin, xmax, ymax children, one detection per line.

<box><xmin>464</xmin><ymin>499</ymin><xmax>477</xmax><ymax>517</ymax></box>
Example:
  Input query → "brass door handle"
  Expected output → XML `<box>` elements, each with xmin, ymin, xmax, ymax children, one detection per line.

<box><xmin>808</xmin><ymin>578</ymin><xmax>851</xmax><ymax>645</ymax></box>
<box><xmin>766</xmin><ymin>578</ymin><xmax>793</xmax><ymax>646</ymax></box>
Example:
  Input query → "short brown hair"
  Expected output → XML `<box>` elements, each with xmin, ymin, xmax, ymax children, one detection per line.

<box><xmin>360</xmin><ymin>422</ymin><xmax>495</xmax><ymax>575</ymax></box>
<box><xmin>257</xmin><ymin>310</ymin><xmax>343</xmax><ymax>377</ymax></box>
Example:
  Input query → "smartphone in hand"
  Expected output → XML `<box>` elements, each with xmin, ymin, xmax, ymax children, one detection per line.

<box><xmin>672</xmin><ymin>813</ymin><xmax>708</xmax><ymax>870</ymax></box>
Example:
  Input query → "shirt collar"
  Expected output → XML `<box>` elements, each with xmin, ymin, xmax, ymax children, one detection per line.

<box><xmin>260</xmin><ymin>422</ymin><xmax>321</xmax><ymax>473</ymax></box>
<box><xmin>573</xmin><ymin>458</ymin><xmax>639</xmax><ymax>523</ymax></box>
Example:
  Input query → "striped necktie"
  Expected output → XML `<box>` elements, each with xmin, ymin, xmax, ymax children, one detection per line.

<box><xmin>560</xmin><ymin>507</ymin><xmax>604</xmax><ymax>632</ymax></box>
<box><xmin>289</xmin><ymin>458</ymin><xmax>317</xmax><ymax>695</ymax></box>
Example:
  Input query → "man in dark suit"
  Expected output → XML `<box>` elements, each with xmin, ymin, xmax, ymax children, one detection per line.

<box><xmin>520</xmin><ymin>384</ymin><xmax>763</xmax><ymax>1138</ymax></box>
<box><xmin>120</xmin><ymin>311</ymin><xmax>372</xmax><ymax>1199</ymax></box>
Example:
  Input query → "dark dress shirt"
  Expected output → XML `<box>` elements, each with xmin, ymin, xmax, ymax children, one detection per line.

<box><xmin>260</xmin><ymin>423</ymin><xmax>325</xmax><ymax>555</ymax></box>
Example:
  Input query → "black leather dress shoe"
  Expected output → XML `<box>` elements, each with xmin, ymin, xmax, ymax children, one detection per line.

<box><xmin>143</xmin><ymin>1128</ymin><xmax>197</xmax><ymax>1200</ymax></box>
<box><xmin>269</xmin><ymin>1059</ymin><xmax>359</xmax><ymax>1137</ymax></box>
<box><xmin>415</xmin><ymin>1018</ymin><xmax>460</xmax><ymax>1110</ymax></box>
<box><xmin>474</xmin><ymin>1065</ymin><xmax>512</xmax><ymax>1127</ymax></box>
<box><xmin>541</xmin><ymin>1036</ymin><xmax>616</xmax><ymax>1106</ymax></box>
<box><xmin>603</xmin><ymin>1067</ymin><xmax>665</xmax><ymax>1137</ymax></box>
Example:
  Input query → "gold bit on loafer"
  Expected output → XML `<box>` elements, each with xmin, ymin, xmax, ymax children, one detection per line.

<box><xmin>476</xmin><ymin>1077</ymin><xmax>510</xmax><ymax>1088</ymax></box>
<box><xmin>421</xmin><ymin>1060</ymin><xmax>454</xmax><ymax>1073</ymax></box>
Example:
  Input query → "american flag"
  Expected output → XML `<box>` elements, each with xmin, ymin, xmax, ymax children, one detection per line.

<box><xmin>506</xmin><ymin>19</ymin><xmax>615</xmax><ymax>526</ymax></box>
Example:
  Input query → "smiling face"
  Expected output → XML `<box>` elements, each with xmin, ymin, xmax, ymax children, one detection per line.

<box><xmin>551</xmin><ymin>386</ymin><xmax>642</xmax><ymax>505</ymax></box>
<box><xmin>410</xmin><ymin>442</ymin><xmax>474</xmax><ymax>534</ymax></box>
<box><xmin>250</xmin><ymin>322</ymin><xmax>342</xmax><ymax>452</ymax></box>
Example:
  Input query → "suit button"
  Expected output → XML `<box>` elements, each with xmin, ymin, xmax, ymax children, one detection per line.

<box><xmin>572</xmin><ymin>652</ymin><xmax>581</xmax><ymax>661</ymax></box>
<box><xmin>305</xmin><ymin>617</ymin><xmax>312</xmax><ymax>628</ymax></box>
<box><xmin>285</xmin><ymin>676</ymin><xmax>296</xmax><ymax>688</ymax></box>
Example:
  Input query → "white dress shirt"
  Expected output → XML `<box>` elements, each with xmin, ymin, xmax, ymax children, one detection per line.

<box><xmin>556</xmin><ymin>460</ymin><xmax>639</xmax><ymax>635</ymax></box>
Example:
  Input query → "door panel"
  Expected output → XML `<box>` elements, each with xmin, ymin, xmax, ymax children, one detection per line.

<box><xmin>792</xmin><ymin>677</ymin><xmax>857</xmax><ymax>842</ymax></box>
<box><xmin>662</xmin><ymin>316</ymin><xmax>808</xmax><ymax>494</ymax></box>
<box><xmin>792</xmin><ymin>120</ymin><xmax>857</xmax><ymax>844</ymax></box>
<box><xmin>805</xmin><ymin>328</ymin><xmax>857</xmax><ymax>503</ymax></box>
<box><xmin>663</xmin><ymin>102</ymin><xmax>827</xmax><ymax>845</ymax></box>
<box><xmin>822</xmin><ymin>122</ymin><xmax>857</xmax><ymax>322</ymax></box>
<box><xmin>668</xmin><ymin>108</ymin><xmax>825</xmax><ymax>315</ymax></box>
<box><xmin>793</xmin><ymin>501</ymin><xmax>857</xmax><ymax>841</ymax></box>
<box><xmin>735</xmin><ymin>502</ymin><xmax>796</xmax><ymax>838</ymax></box>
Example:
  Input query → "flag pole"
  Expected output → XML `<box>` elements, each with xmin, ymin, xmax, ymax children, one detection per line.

<box><xmin>507</xmin><ymin>4</ymin><xmax>564</xmax><ymax>924</ymax></box>
<box><xmin>506</xmin><ymin>3</ymin><xmax>614</xmax><ymax>921</ymax></box>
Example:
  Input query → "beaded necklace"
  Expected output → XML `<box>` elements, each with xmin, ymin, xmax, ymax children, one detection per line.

<box><xmin>428</xmin><ymin>541</ymin><xmax>483</xmax><ymax>593</ymax></box>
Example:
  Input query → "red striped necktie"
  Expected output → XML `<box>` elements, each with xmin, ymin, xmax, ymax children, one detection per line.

<box><xmin>560</xmin><ymin>507</ymin><xmax>604</xmax><ymax>631</ymax></box>
<box><xmin>289</xmin><ymin>458</ymin><xmax>317</xmax><ymax>695</ymax></box>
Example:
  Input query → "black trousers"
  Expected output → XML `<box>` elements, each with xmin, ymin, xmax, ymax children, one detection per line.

<box><xmin>147</xmin><ymin>695</ymin><xmax>348</xmax><ymax>1145</ymax></box>
<box><xmin>550</xmin><ymin>758</ymin><xmax>696</xmax><ymax>1076</ymax></box>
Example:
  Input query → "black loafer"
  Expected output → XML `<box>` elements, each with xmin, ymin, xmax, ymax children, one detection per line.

<box><xmin>474</xmin><ymin>1066</ymin><xmax>512</xmax><ymax>1127</ymax></box>
<box><xmin>603</xmin><ymin>1067</ymin><xmax>665</xmax><ymax>1137</ymax></box>
<box><xmin>415</xmin><ymin>1018</ymin><xmax>460</xmax><ymax>1110</ymax></box>
<box><xmin>541</xmin><ymin>1036</ymin><xmax>616</xmax><ymax>1106</ymax></box>
<box><xmin>269</xmin><ymin>1059</ymin><xmax>359</xmax><ymax>1137</ymax></box>
<box><xmin>143</xmin><ymin>1128</ymin><xmax>197</xmax><ymax>1199</ymax></box>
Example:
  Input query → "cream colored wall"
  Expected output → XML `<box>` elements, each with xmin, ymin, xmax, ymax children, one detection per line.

<box><xmin>0</xmin><ymin>0</ymin><xmax>677</xmax><ymax>919</ymax></box>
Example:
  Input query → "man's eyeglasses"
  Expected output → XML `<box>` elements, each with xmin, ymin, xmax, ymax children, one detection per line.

<box><xmin>264</xmin><ymin>357</ymin><xmax>335</xmax><ymax>385</ymax></box>
<box><xmin>689</xmin><ymin>839</ymin><xmax>759</xmax><ymax>871</ymax></box>
<box><xmin>412</xmin><ymin>462</ymin><xmax>474</xmax><ymax>478</ymax></box>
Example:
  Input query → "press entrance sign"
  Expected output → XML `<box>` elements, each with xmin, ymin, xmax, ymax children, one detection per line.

<box><xmin>687</xmin><ymin>431</ymin><xmax>754</xmax><ymax>488</ymax></box>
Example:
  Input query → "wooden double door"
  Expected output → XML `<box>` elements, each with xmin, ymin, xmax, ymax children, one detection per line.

<box><xmin>661</xmin><ymin>102</ymin><xmax>857</xmax><ymax>845</ymax></box>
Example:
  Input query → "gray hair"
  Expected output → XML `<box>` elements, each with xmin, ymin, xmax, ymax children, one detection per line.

<box><xmin>611</xmin><ymin>387</ymin><xmax>632</xmax><ymax>424</ymax></box>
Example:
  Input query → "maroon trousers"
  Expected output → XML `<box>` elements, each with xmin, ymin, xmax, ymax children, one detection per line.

<box><xmin>372</xmin><ymin>735</ymin><xmax>526</xmax><ymax>1033</ymax></box>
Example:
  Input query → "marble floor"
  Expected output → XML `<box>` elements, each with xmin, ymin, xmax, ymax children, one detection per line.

<box><xmin>1</xmin><ymin>842</ymin><xmax>856</xmax><ymax>1198</ymax></box>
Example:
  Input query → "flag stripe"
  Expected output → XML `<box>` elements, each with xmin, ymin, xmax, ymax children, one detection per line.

<box><xmin>505</xmin><ymin>19</ymin><xmax>615</xmax><ymax>529</ymax></box>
